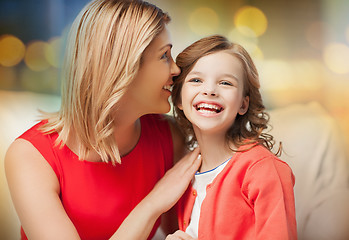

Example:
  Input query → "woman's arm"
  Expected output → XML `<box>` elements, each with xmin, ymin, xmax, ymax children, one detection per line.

<box><xmin>5</xmin><ymin>139</ymin><xmax>81</xmax><ymax>240</ymax></box>
<box><xmin>6</xmin><ymin>138</ymin><xmax>201</xmax><ymax>240</ymax></box>
<box><xmin>166</xmin><ymin>230</ymin><xmax>196</xmax><ymax>240</ymax></box>
<box><xmin>110</xmin><ymin>148</ymin><xmax>201</xmax><ymax>240</ymax></box>
<box><xmin>159</xmin><ymin>115</ymin><xmax>188</xmax><ymax>234</ymax></box>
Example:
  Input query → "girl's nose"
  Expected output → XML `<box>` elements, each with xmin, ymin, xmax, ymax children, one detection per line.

<box><xmin>202</xmin><ymin>82</ymin><xmax>217</xmax><ymax>97</ymax></box>
<box><xmin>203</xmin><ymin>91</ymin><xmax>216</xmax><ymax>96</ymax></box>
<box><xmin>203</xmin><ymin>85</ymin><xmax>217</xmax><ymax>96</ymax></box>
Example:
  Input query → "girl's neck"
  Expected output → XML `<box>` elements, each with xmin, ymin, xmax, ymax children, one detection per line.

<box><xmin>194</xmin><ymin>130</ymin><xmax>236</xmax><ymax>173</ymax></box>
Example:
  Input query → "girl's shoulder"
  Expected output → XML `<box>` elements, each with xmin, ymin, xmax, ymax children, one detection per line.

<box><xmin>237</xmin><ymin>144</ymin><xmax>295</xmax><ymax>187</ymax></box>
<box><xmin>239</xmin><ymin>143</ymin><xmax>289</xmax><ymax>168</ymax></box>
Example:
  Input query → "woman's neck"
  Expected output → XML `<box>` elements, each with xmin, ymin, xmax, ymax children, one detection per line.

<box><xmin>113</xmin><ymin>118</ymin><xmax>141</xmax><ymax>157</ymax></box>
<box><xmin>112</xmin><ymin>99</ymin><xmax>145</xmax><ymax>157</ymax></box>
<box><xmin>66</xmin><ymin>108</ymin><xmax>142</xmax><ymax>162</ymax></box>
<box><xmin>194</xmin><ymin>129</ymin><xmax>236</xmax><ymax>173</ymax></box>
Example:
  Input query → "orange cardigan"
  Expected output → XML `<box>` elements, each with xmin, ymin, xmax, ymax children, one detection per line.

<box><xmin>177</xmin><ymin>144</ymin><xmax>297</xmax><ymax>240</ymax></box>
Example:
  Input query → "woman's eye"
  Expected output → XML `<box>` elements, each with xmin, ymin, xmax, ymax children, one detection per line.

<box><xmin>161</xmin><ymin>52</ymin><xmax>169</xmax><ymax>60</ymax></box>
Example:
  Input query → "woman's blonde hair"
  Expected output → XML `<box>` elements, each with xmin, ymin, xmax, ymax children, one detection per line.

<box><xmin>172</xmin><ymin>35</ymin><xmax>279</xmax><ymax>154</ymax></box>
<box><xmin>40</xmin><ymin>0</ymin><xmax>170</xmax><ymax>164</ymax></box>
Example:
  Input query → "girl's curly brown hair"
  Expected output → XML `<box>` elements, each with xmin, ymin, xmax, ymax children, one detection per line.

<box><xmin>172</xmin><ymin>35</ymin><xmax>280</xmax><ymax>154</ymax></box>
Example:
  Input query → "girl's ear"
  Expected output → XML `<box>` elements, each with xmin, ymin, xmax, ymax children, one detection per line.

<box><xmin>177</xmin><ymin>102</ymin><xmax>183</xmax><ymax>110</ymax></box>
<box><xmin>238</xmin><ymin>96</ymin><xmax>249</xmax><ymax>115</ymax></box>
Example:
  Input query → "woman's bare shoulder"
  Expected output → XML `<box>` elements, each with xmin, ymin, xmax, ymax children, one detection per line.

<box><xmin>4</xmin><ymin>139</ymin><xmax>80</xmax><ymax>239</ymax></box>
<box><xmin>5</xmin><ymin>138</ymin><xmax>60</xmax><ymax>193</ymax></box>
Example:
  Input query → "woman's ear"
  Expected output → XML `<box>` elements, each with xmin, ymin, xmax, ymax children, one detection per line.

<box><xmin>238</xmin><ymin>96</ymin><xmax>249</xmax><ymax>115</ymax></box>
<box><xmin>177</xmin><ymin>102</ymin><xmax>183</xmax><ymax>110</ymax></box>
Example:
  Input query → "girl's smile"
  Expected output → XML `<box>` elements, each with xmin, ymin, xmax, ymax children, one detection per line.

<box><xmin>179</xmin><ymin>50</ymin><xmax>249</xmax><ymax>134</ymax></box>
<box><xmin>194</xmin><ymin>101</ymin><xmax>224</xmax><ymax>117</ymax></box>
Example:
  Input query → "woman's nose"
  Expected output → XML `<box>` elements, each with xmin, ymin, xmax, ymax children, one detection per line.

<box><xmin>171</xmin><ymin>61</ymin><xmax>181</xmax><ymax>76</ymax></box>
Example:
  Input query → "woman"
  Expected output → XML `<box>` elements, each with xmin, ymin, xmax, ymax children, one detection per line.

<box><xmin>5</xmin><ymin>0</ymin><xmax>201</xmax><ymax>239</ymax></box>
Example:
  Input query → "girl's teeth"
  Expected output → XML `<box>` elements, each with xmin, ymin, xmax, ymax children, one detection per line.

<box><xmin>198</xmin><ymin>109</ymin><xmax>216</xmax><ymax>114</ymax></box>
<box><xmin>196</xmin><ymin>103</ymin><xmax>222</xmax><ymax>113</ymax></box>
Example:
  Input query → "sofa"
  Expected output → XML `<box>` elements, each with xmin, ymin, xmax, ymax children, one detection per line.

<box><xmin>1</xmin><ymin>90</ymin><xmax>349</xmax><ymax>240</ymax></box>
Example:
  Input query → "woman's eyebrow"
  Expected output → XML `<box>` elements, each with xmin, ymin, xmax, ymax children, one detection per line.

<box><xmin>159</xmin><ymin>43</ymin><xmax>173</xmax><ymax>51</ymax></box>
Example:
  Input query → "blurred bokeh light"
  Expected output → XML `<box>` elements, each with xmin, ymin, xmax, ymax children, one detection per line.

<box><xmin>323</xmin><ymin>43</ymin><xmax>349</xmax><ymax>74</ymax></box>
<box><xmin>0</xmin><ymin>0</ymin><xmax>348</xmax><ymax>148</ymax></box>
<box><xmin>0</xmin><ymin>35</ymin><xmax>25</xmax><ymax>67</ymax></box>
<box><xmin>189</xmin><ymin>7</ymin><xmax>219</xmax><ymax>36</ymax></box>
<box><xmin>228</xmin><ymin>27</ymin><xmax>260</xmax><ymax>58</ymax></box>
<box><xmin>305</xmin><ymin>21</ymin><xmax>330</xmax><ymax>50</ymax></box>
<box><xmin>24</xmin><ymin>41</ymin><xmax>51</xmax><ymax>72</ymax></box>
<box><xmin>234</xmin><ymin>6</ymin><xmax>268</xmax><ymax>37</ymax></box>
<box><xmin>45</xmin><ymin>37</ymin><xmax>64</xmax><ymax>68</ymax></box>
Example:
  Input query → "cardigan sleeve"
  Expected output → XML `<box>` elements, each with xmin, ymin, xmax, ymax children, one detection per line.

<box><xmin>242</xmin><ymin>156</ymin><xmax>298</xmax><ymax>240</ymax></box>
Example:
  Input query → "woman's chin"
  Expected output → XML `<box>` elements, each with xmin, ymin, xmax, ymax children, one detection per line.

<box><xmin>157</xmin><ymin>101</ymin><xmax>171</xmax><ymax>114</ymax></box>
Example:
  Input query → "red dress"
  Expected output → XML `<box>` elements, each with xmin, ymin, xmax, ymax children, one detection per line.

<box><xmin>18</xmin><ymin>114</ymin><xmax>173</xmax><ymax>240</ymax></box>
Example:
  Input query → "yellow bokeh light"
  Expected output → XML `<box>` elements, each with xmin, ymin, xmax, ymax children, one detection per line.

<box><xmin>228</xmin><ymin>27</ymin><xmax>259</xmax><ymax>54</ymax></box>
<box><xmin>45</xmin><ymin>37</ymin><xmax>63</xmax><ymax>68</ymax></box>
<box><xmin>259</xmin><ymin>60</ymin><xmax>294</xmax><ymax>90</ymax></box>
<box><xmin>323</xmin><ymin>43</ymin><xmax>349</xmax><ymax>74</ymax></box>
<box><xmin>234</xmin><ymin>6</ymin><xmax>268</xmax><ymax>37</ymax></box>
<box><xmin>189</xmin><ymin>7</ymin><xmax>219</xmax><ymax>36</ymax></box>
<box><xmin>24</xmin><ymin>41</ymin><xmax>51</xmax><ymax>72</ymax></box>
<box><xmin>0</xmin><ymin>35</ymin><xmax>26</xmax><ymax>67</ymax></box>
<box><xmin>251</xmin><ymin>46</ymin><xmax>264</xmax><ymax>60</ymax></box>
<box><xmin>260</xmin><ymin>60</ymin><xmax>324</xmax><ymax>91</ymax></box>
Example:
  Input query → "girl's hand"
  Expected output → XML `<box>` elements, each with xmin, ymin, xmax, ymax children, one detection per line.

<box><xmin>145</xmin><ymin>147</ymin><xmax>201</xmax><ymax>215</ymax></box>
<box><xmin>166</xmin><ymin>230</ymin><xmax>197</xmax><ymax>240</ymax></box>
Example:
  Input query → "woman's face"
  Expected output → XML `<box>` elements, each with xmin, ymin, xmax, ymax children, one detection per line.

<box><xmin>125</xmin><ymin>26</ymin><xmax>180</xmax><ymax>115</ymax></box>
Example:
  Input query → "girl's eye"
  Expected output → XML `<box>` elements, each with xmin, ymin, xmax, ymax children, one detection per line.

<box><xmin>220</xmin><ymin>81</ymin><xmax>233</xmax><ymax>86</ymax></box>
<box><xmin>188</xmin><ymin>78</ymin><xmax>202</xmax><ymax>83</ymax></box>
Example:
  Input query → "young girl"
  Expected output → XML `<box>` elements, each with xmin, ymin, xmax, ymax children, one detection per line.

<box><xmin>169</xmin><ymin>35</ymin><xmax>297</xmax><ymax>239</ymax></box>
<box><xmin>5</xmin><ymin>0</ymin><xmax>201</xmax><ymax>239</ymax></box>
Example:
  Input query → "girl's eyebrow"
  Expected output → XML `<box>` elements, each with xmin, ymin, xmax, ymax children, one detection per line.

<box><xmin>187</xmin><ymin>71</ymin><xmax>240</xmax><ymax>82</ymax></box>
<box><xmin>187</xmin><ymin>71</ymin><xmax>202</xmax><ymax>76</ymax></box>
<box><xmin>221</xmin><ymin>73</ymin><xmax>240</xmax><ymax>81</ymax></box>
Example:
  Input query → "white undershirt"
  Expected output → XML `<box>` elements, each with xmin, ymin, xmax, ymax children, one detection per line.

<box><xmin>185</xmin><ymin>158</ymin><xmax>231</xmax><ymax>238</ymax></box>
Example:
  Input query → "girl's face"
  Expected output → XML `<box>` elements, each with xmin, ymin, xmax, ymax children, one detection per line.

<box><xmin>126</xmin><ymin>26</ymin><xmax>180</xmax><ymax>115</ymax></box>
<box><xmin>179</xmin><ymin>51</ymin><xmax>249</xmax><ymax>135</ymax></box>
